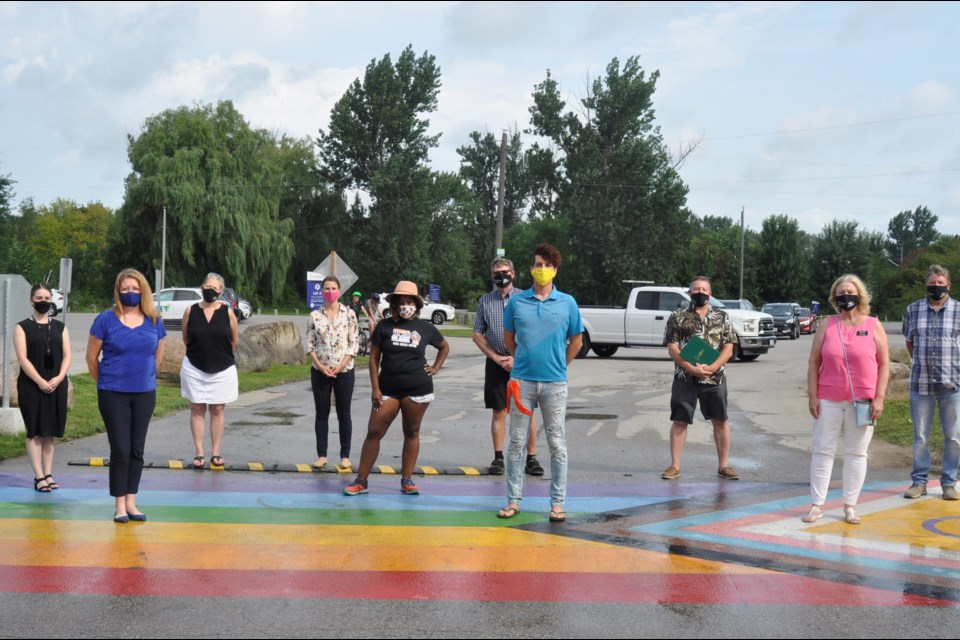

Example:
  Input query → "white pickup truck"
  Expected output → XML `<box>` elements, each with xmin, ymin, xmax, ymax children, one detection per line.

<box><xmin>577</xmin><ymin>285</ymin><xmax>777</xmax><ymax>361</ymax></box>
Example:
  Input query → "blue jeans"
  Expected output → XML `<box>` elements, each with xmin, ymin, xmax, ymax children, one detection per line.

<box><xmin>910</xmin><ymin>387</ymin><xmax>960</xmax><ymax>487</ymax></box>
<box><xmin>506</xmin><ymin>379</ymin><xmax>568</xmax><ymax>507</ymax></box>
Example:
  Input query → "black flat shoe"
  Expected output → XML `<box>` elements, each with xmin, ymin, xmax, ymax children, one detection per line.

<box><xmin>113</xmin><ymin>514</ymin><xmax>129</xmax><ymax>523</ymax></box>
<box><xmin>128</xmin><ymin>513</ymin><xmax>147</xmax><ymax>522</ymax></box>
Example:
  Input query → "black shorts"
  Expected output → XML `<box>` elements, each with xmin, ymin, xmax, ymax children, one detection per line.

<box><xmin>670</xmin><ymin>378</ymin><xmax>728</xmax><ymax>424</ymax></box>
<box><xmin>484</xmin><ymin>357</ymin><xmax>511</xmax><ymax>411</ymax></box>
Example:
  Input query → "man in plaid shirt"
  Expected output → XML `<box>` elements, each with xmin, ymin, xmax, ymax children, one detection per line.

<box><xmin>902</xmin><ymin>264</ymin><xmax>960</xmax><ymax>501</ymax></box>
<box><xmin>473</xmin><ymin>257</ymin><xmax>542</xmax><ymax>477</ymax></box>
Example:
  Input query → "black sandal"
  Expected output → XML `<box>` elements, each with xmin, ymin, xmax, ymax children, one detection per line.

<box><xmin>43</xmin><ymin>474</ymin><xmax>59</xmax><ymax>490</ymax></box>
<box><xmin>192</xmin><ymin>456</ymin><xmax>205</xmax><ymax>468</ymax></box>
<box><xmin>34</xmin><ymin>477</ymin><xmax>51</xmax><ymax>493</ymax></box>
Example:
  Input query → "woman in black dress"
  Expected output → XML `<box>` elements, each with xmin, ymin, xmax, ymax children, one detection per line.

<box><xmin>14</xmin><ymin>283</ymin><xmax>71</xmax><ymax>492</ymax></box>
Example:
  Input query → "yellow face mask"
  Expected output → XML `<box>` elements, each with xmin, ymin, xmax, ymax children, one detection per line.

<box><xmin>530</xmin><ymin>267</ymin><xmax>557</xmax><ymax>286</ymax></box>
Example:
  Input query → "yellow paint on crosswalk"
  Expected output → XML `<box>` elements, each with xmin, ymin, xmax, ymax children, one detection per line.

<box><xmin>247</xmin><ymin>462</ymin><xmax>264</xmax><ymax>472</ymax></box>
<box><xmin>295</xmin><ymin>464</ymin><xmax>313</xmax><ymax>473</ymax></box>
<box><xmin>169</xmin><ymin>460</ymin><xmax>184</xmax><ymax>470</ymax></box>
<box><xmin>377</xmin><ymin>465</ymin><xmax>397</xmax><ymax>474</ymax></box>
<box><xmin>459</xmin><ymin>467</ymin><xmax>481</xmax><ymax>476</ymax></box>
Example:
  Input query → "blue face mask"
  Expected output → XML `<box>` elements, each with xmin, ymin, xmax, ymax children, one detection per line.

<box><xmin>119</xmin><ymin>292</ymin><xmax>141</xmax><ymax>307</ymax></box>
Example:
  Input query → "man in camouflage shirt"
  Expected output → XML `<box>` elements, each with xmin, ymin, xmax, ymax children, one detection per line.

<box><xmin>661</xmin><ymin>276</ymin><xmax>739</xmax><ymax>481</ymax></box>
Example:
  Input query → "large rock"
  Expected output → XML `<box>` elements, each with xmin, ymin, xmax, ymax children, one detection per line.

<box><xmin>889</xmin><ymin>361</ymin><xmax>910</xmax><ymax>380</ymax></box>
<box><xmin>889</xmin><ymin>345</ymin><xmax>911</xmax><ymax>365</ymax></box>
<box><xmin>0</xmin><ymin>361</ymin><xmax>75</xmax><ymax>408</ymax></box>
<box><xmin>157</xmin><ymin>338</ymin><xmax>185</xmax><ymax>383</ymax></box>
<box><xmin>243</xmin><ymin>322</ymin><xmax>305</xmax><ymax>365</ymax></box>
<box><xmin>235</xmin><ymin>336</ymin><xmax>271</xmax><ymax>372</ymax></box>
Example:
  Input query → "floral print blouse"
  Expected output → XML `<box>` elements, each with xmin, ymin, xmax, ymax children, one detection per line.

<box><xmin>306</xmin><ymin>304</ymin><xmax>359</xmax><ymax>372</ymax></box>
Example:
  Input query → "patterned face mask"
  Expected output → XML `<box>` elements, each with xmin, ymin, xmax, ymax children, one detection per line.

<box><xmin>399</xmin><ymin>304</ymin><xmax>418</xmax><ymax>320</ymax></box>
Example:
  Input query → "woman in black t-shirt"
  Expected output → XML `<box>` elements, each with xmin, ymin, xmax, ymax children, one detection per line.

<box><xmin>343</xmin><ymin>281</ymin><xmax>449</xmax><ymax>496</ymax></box>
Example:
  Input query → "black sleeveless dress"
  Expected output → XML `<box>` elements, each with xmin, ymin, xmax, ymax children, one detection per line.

<box><xmin>16</xmin><ymin>318</ymin><xmax>68</xmax><ymax>438</ymax></box>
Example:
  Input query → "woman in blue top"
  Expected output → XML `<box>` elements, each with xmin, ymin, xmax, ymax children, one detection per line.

<box><xmin>86</xmin><ymin>268</ymin><xmax>166</xmax><ymax>523</ymax></box>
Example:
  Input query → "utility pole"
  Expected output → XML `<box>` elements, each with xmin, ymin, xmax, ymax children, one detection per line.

<box><xmin>161</xmin><ymin>206</ymin><xmax>167</xmax><ymax>291</ymax></box>
<box><xmin>738</xmin><ymin>206</ymin><xmax>745</xmax><ymax>299</ymax></box>
<box><xmin>495</xmin><ymin>131</ymin><xmax>507</xmax><ymax>256</ymax></box>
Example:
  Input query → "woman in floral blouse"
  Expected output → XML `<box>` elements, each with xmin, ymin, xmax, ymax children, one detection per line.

<box><xmin>307</xmin><ymin>275</ymin><xmax>360</xmax><ymax>469</ymax></box>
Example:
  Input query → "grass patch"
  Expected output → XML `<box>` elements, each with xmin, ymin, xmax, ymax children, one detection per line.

<box><xmin>0</xmin><ymin>361</ymin><xmax>319</xmax><ymax>461</ymax></box>
<box><xmin>438</xmin><ymin>327</ymin><xmax>474</xmax><ymax>338</ymax></box>
<box><xmin>874</xmin><ymin>398</ymin><xmax>942</xmax><ymax>452</ymax></box>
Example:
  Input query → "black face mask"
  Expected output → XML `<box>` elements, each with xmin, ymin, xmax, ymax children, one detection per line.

<box><xmin>33</xmin><ymin>301</ymin><xmax>53</xmax><ymax>314</ymax></box>
<box><xmin>492</xmin><ymin>273</ymin><xmax>513</xmax><ymax>288</ymax></box>
<box><xmin>690</xmin><ymin>292</ymin><xmax>710</xmax><ymax>308</ymax></box>
<box><xmin>928</xmin><ymin>285</ymin><xmax>949</xmax><ymax>301</ymax></box>
<box><xmin>835</xmin><ymin>294</ymin><xmax>859</xmax><ymax>311</ymax></box>
<box><xmin>202</xmin><ymin>288</ymin><xmax>220</xmax><ymax>303</ymax></box>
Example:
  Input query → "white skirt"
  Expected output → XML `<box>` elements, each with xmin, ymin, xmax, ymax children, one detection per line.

<box><xmin>180</xmin><ymin>357</ymin><xmax>238</xmax><ymax>404</ymax></box>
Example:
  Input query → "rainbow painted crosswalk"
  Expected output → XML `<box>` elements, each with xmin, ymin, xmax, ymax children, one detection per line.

<box><xmin>0</xmin><ymin>472</ymin><xmax>957</xmax><ymax>606</ymax></box>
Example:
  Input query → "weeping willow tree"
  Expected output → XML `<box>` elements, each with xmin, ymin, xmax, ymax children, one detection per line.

<box><xmin>113</xmin><ymin>101</ymin><xmax>295</xmax><ymax>302</ymax></box>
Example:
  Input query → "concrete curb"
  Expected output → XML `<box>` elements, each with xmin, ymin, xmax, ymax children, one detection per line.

<box><xmin>68</xmin><ymin>458</ymin><xmax>489</xmax><ymax>476</ymax></box>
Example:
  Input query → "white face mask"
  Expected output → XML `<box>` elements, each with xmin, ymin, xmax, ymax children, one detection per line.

<box><xmin>399</xmin><ymin>304</ymin><xmax>418</xmax><ymax>320</ymax></box>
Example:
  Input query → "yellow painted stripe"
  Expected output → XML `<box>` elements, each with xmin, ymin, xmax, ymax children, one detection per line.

<box><xmin>247</xmin><ymin>462</ymin><xmax>264</xmax><ymax>472</ymax></box>
<box><xmin>90</xmin><ymin>458</ymin><xmax>105</xmax><ymax>467</ymax></box>
<box><xmin>168</xmin><ymin>460</ymin><xmax>184</xmax><ymax>470</ymax></box>
<box><xmin>295</xmin><ymin>464</ymin><xmax>313</xmax><ymax>473</ymax></box>
<box><xmin>376</xmin><ymin>464</ymin><xmax>396</xmax><ymax>474</ymax></box>
<box><xmin>336</xmin><ymin>465</ymin><xmax>353</xmax><ymax>474</ymax></box>
<box><xmin>459</xmin><ymin>466</ymin><xmax>481</xmax><ymax>476</ymax></box>
<box><xmin>418</xmin><ymin>466</ymin><xmax>439</xmax><ymax>475</ymax></box>
<box><xmin>0</xmin><ymin>536</ymin><xmax>770</xmax><ymax>575</ymax></box>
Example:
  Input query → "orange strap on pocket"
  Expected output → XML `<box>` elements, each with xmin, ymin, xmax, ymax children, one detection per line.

<box><xmin>506</xmin><ymin>379</ymin><xmax>533</xmax><ymax>416</ymax></box>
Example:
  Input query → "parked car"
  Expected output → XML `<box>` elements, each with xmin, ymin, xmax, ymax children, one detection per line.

<box><xmin>237</xmin><ymin>298</ymin><xmax>253</xmax><ymax>320</ymax></box>
<box><xmin>796</xmin><ymin>307</ymin><xmax>816</xmax><ymax>334</ymax></box>
<box><xmin>219</xmin><ymin>287</ymin><xmax>241</xmax><ymax>318</ymax></box>
<box><xmin>761</xmin><ymin>303</ymin><xmax>801</xmax><ymax>340</ymax></box>
<box><xmin>156</xmin><ymin>287</ymin><xmax>203</xmax><ymax>328</ymax></box>
<box><xmin>717</xmin><ymin>299</ymin><xmax>757</xmax><ymax>312</ymax></box>
<box><xmin>47</xmin><ymin>288</ymin><xmax>66</xmax><ymax>317</ymax></box>
<box><xmin>378</xmin><ymin>295</ymin><xmax>456</xmax><ymax>325</ymax></box>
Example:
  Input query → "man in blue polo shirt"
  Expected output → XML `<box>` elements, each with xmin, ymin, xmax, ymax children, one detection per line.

<box><xmin>496</xmin><ymin>243</ymin><xmax>583</xmax><ymax>523</ymax></box>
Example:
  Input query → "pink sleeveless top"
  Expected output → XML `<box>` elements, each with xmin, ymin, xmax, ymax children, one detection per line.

<box><xmin>817</xmin><ymin>316</ymin><xmax>879</xmax><ymax>402</ymax></box>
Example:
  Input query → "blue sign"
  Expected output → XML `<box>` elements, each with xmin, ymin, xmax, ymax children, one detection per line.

<box><xmin>428</xmin><ymin>283</ymin><xmax>441</xmax><ymax>303</ymax></box>
<box><xmin>811</xmin><ymin>300</ymin><xmax>821</xmax><ymax>316</ymax></box>
<box><xmin>307</xmin><ymin>272</ymin><xmax>325</xmax><ymax>310</ymax></box>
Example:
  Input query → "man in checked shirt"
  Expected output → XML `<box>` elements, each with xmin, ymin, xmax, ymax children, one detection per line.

<box><xmin>473</xmin><ymin>257</ymin><xmax>542</xmax><ymax>477</ymax></box>
<box><xmin>903</xmin><ymin>264</ymin><xmax>960</xmax><ymax>501</ymax></box>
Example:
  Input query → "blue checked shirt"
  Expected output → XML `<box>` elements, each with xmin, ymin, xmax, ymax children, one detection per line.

<box><xmin>902</xmin><ymin>296</ymin><xmax>960</xmax><ymax>395</ymax></box>
<box><xmin>474</xmin><ymin>287</ymin><xmax>523</xmax><ymax>356</ymax></box>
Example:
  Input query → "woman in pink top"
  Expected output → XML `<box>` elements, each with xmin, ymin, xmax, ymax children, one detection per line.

<box><xmin>805</xmin><ymin>274</ymin><xmax>889</xmax><ymax>524</ymax></box>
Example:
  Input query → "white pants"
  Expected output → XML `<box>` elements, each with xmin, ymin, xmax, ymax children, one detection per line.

<box><xmin>810</xmin><ymin>398</ymin><xmax>874</xmax><ymax>506</ymax></box>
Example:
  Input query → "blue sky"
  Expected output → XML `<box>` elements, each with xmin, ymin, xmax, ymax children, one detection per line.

<box><xmin>2</xmin><ymin>1</ymin><xmax>959</xmax><ymax>236</ymax></box>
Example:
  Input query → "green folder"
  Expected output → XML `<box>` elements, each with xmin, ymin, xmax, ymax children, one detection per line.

<box><xmin>679</xmin><ymin>335</ymin><xmax>719</xmax><ymax>365</ymax></box>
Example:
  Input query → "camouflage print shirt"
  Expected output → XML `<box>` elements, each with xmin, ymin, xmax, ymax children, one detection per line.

<box><xmin>664</xmin><ymin>306</ymin><xmax>735</xmax><ymax>385</ymax></box>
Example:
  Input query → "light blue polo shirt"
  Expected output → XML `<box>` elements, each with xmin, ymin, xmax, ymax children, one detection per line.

<box><xmin>503</xmin><ymin>286</ymin><xmax>583</xmax><ymax>382</ymax></box>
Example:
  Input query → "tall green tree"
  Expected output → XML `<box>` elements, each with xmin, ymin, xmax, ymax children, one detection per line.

<box><xmin>114</xmin><ymin>101</ymin><xmax>295</xmax><ymax>302</ymax></box>
<box><xmin>318</xmin><ymin>46</ymin><xmax>447</xmax><ymax>294</ymax></box>
<box><xmin>886</xmin><ymin>205</ymin><xmax>939</xmax><ymax>265</ymax></box>
<box><xmin>758</xmin><ymin>215</ymin><xmax>809</xmax><ymax>304</ymax></box>
<box><xmin>687</xmin><ymin>215</ymin><xmax>761</xmax><ymax>302</ymax></box>
<box><xmin>527</xmin><ymin>58</ymin><xmax>690</xmax><ymax>303</ymax></box>
<box><xmin>456</xmin><ymin>129</ymin><xmax>529</xmax><ymax>276</ymax></box>
<box><xmin>810</xmin><ymin>220</ymin><xmax>878</xmax><ymax>304</ymax></box>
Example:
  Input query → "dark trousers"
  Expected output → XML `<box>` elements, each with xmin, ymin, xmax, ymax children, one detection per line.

<box><xmin>98</xmin><ymin>389</ymin><xmax>156</xmax><ymax>497</ymax></box>
<box><xmin>312</xmin><ymin>367</ymin><xmax>355</xmax><ymax>459</ymax></box>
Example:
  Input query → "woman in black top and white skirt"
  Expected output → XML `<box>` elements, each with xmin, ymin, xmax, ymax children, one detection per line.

<box><xmin>181</xmin><ymin>273</ymin><xmax>239</xmax><ymax>468</ymax></box>
<box><xmin>14</xmin><ymin>283</ymin><xmax>71</xmax><ymax>492</ymax></box>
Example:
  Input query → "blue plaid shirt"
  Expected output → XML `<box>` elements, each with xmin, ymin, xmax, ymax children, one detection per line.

<box><xmin>474</xmin><ymin>287</ymin><xmax>522</xmax><ymax>356</ymax></box>
<box><xmin>902</xmin><ymin>296</ymin><xmax>960</xmax><ymax>395</ymax></box>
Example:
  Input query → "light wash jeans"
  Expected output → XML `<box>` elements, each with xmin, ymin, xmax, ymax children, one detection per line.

<box><xmin>910</xmin><ymin>387</ymin><xmax>960</xmax><ymax>487</ymax></box>
<box><xmin>506</xmin><ymin>379</ymin><xmax>568</xmax><ymax>508</ymax></box>
<box><xmin>810</xmin><ymin>399</ymin><xmax>874</xmax><ymax>506</ymax></box>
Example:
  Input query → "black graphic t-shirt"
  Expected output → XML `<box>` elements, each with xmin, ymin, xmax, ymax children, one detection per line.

<box><xmin>371</xmin><ymin>317</ymin><xmax>444</xmax><ymax>397</ymax></box>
